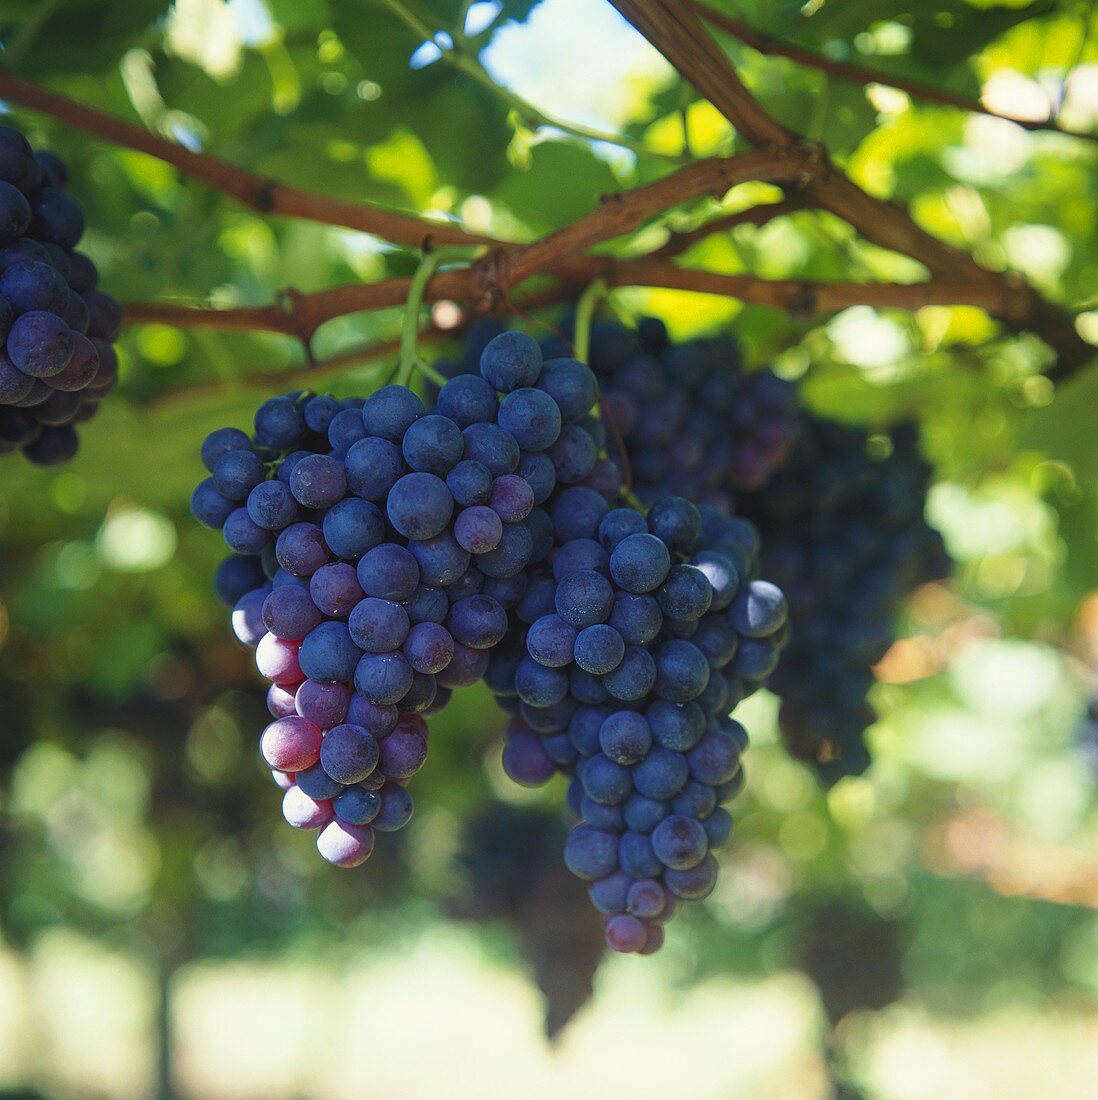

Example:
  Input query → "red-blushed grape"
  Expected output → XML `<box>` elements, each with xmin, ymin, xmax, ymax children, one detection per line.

<box><xmin>267</xmin><ymin>683</ymin><xmax>297</xmax><ymax>719</ymax></box>
<box><xmin>282</xmin><ymin>786</ymin><xmax>334</xmax><ymax>830</ymax></box>
<box><xmin>605</xmin><ymin>914</ymin><xmax>647</xmax><ymax>953</ymax></box>
<box><xmin>261</xmin><ymin>716</ymin><xmax>322</xmax><ymax>772</ymax></box>
<box><xmin>255</xmin><ymin>634</ymin><xmax>304</xmax><ymax>687</ymax></box>
<box><xmin>317</xmin><ymin>819</ymin><xmax>375</xmax><ymax>867</ymax></box>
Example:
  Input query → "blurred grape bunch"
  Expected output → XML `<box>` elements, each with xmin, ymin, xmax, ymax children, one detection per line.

<box><xmin>450</xmin><ymin>801</ymin><xmax>604</xmax><ymax>1037</ymax></box>
<box><xmin>738</xmin><ymin>418</ymin><xmax>950</xmax><ymax>780</ymax></box>
<box><xmin>1075</xmin><ymin>682</ymin><xmax>1098</xmax><ymax>781</ymax></box>
<box><xmin>569</xmin><ymin>317</ymin><xmax>800</xmax><ymax>502</ymax></box>
<box><xmin>433</xmin><ymin>314</ymin><xmax>800</xmax><ymax>504</ymax></box>
<box><xmin>0</xmin><ymin>124</ymin><xmax>121</xmax><ymax>464</ymax></box>
<box><xmin>797</xmin><ymin>897</ymin><xmax>904</xmax><ymax>1100</ymax></box>
<box><xmin>797</xmin><ymin>899</ymin><xmax>905</xmax><ymax>1025</ymax></box>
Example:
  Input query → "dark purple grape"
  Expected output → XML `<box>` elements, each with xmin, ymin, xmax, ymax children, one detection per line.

<box><xmin>82</xmin><ymin>291</ymin><xmax>122</xmax><ymax>341</ymax></box>
<box><xmin>298</xmin><ymin>621</ymin><xmax>361</xmax><ymax>683</ymax></box>
<box><xmin>0</xmin><ymin>180</ymin><xmax>32</xmax><ymax>243</ymax></box>
<box><xmin>295</xmin><ymin>679</ymin><xmax>350</xmax><ymax>729</ymax></box>
<box><xmin>22</xmin><ymin>424</ymin><xmax>77</xmax><ymax>465</ymax></box>
<box><xmin>254</xmin><ymin>396</ymin><xmax>306</xmax><ymax>448</ymax></box>
<box><xmin>0</xmin><ymin>260</ymin><xmax>68</xmax><ymax>314</ymax></box>
<box><xmin>497</xmin><ymin>388</ymin><xmax>561</xmax><ymax>450</ymax></box>
<box><xmin>289</xmin><ymin>454</ymin><xmax>347</xmax><ymax>509</ymax></box>
<box><xmin>387</xmin><ymin>472</ymin><xmax>454</xmax><ymax>540</ymax></box>
<box><xmin>377</xmin><ymin>720</ymin><xmax>427</xmax><ymax>778</ymax></box>
<box><xmin>276</xmin><ymin>522</ymin><xmax>330</xmax><ymax>577</ymax></box>
<box><xmin>479</xmin><ymin>330</ymin><xmax>542</xmax><ymax>392</ymax></box>
<box><xmin>348</xmin><ymin>597</ymin><xmax>410</xmax><ymax>653</ymax></box>
<box><xmin>372</xmin><ymin>783</ymin><xmax>414</xmax><ymax>831</ymax></box>
<box><xmin>362</xmin><ymin>384</ymin><xmax>424</xmax><ymax>441</ymax></box>
<box><xmin>345</xmin><ymin>436</ymin><xmax>407</xmax><ymax>500</ymax></box>
<box><xmin>5</xmin><ymin>309</ymin><xmax>74</xmax><ymax>377</ymax></box>
<box><xmin>454</xmin><ymin>505</ymin><xmax>503</xmax><ymax>553</ymax></box>
<box><xmin>320</xmin><ymin>723</ymin><xmax>379</xmax><ymax>784</ymax></box>
<box><xmin>309</xmin><ymin>563</ymin><xmax>363</xmax><ymax>618</ymax></box>
<box><xmin>29</xmin><ymin>187</ymin><xmax>84</xmax><ymax>249</ymax></box>
<box><xmin>563</xmin><ymin>824</ymin><xmax>618</xmax><ymax>880</ymax></box>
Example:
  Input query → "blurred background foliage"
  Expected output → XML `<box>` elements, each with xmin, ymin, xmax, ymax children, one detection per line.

<box><xmin>0</xmin><ymin>0</ymin><xmax>1095</xmax><ymax>1097</ymax></box>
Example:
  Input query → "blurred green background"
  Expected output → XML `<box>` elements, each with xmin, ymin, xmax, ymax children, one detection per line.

<box><xmin>0</xmin><ymin>1</ymin><xmax>1096</xmax><ymax>1097</ymax></box>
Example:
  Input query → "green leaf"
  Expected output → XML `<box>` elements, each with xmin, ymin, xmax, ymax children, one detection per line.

<box><xmin>1018</xmin><ymin>363</ymin><xmax>1098</xmax><ymax>479</ymax></box>
<box><xmin>490</xmin><ymin>140</ymin><xmax>619</xmax><ymax>232</ymax></box>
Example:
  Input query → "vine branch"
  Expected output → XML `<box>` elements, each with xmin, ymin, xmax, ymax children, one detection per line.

<box><xmin>4</xmin><ymin>37</ymin><xmax>1092</xmax><ymax>385</ymax></box>
<box><xmin>121</xmin><ymin>258</ymin><xmax>1034</xmax><ymax>333</ymax></box>
<box><xmin>607</xmin><ymin>0</ymin><xmax>1094</xmax><ymax>381</ymax></box>
<box><xmin>691</xmin><ymin>1</ymin><xmax>1098</xmax><ymax>147</ymax></box>
<box><xmin>607</xmin><ymin>0</ymin><xmax>983</xmax><ymax>279</ymax></box>
<box><xmin>121</xmin><ymin>147</ymin><xmax>825</xmax><ymax>333</ymax></box>
<box><xmin>0</xmin><ymin>67</ymin><xmax>495</xmax><ymax>249</ymax></box>
<box><xmin>495</xmin><ymin>146</ymin><xmax>821</xmax><ymax>293</ymax></box>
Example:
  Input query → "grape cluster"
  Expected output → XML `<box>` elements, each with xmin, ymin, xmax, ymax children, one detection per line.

<box><xmin>488</xmin><ymin>494</ymin><xmax>788</xmax><ymax>953</ymax></box>
<box><xmin>737</xmin><ymin>417</ymin><xmax>948</xmax><ymax>781</ymax></box>
<box><xmin>193</xmin><ymin>327</ymin><xmax>791</xmax><ymax>954</ymax></box>
<box><xmin>432</xmin><ymin>327</ymin><xmax>790</xmax><ymax>950</ymax></box>
<box><xmin>544</xmin><ymin>318</ymin><xmax>948</xmax><ymax>784</ymax></box>
<box><xmin>0</xmin><ymin>125</ymin><xmax>121</xmax><ymax>465</ymax></box>
<box><xmin>191</xmin><ymin>331</ymin><xmax>602</xmax><ymax>868</ymax></box>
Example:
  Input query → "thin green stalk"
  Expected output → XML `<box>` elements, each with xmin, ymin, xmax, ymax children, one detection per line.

<box><xmin>396</xmin><ymin>246</ymin><xmax>477</xmax><ymax>386</ymax></box>
<box><xmin>376</xmin><ymin>0</ymin><xmax>680</xmax><ymax>161</ymax></box>
<box><xmin>572</xmin><ymin>278</ymin><xmax>608</xmax><ymax>364</ymax></box>
<box><xmin>606</xmin><ymin>294</ymin><xmax>635</xmax><ymax>328</ymax></box>
<box><xmin>418</xmin><ymin>361</ymin><xmax>450</xmax><ymax>388</ymax></box>
<box><xmin>678</xmin><ymin>84</ymin><xmax>694</xmax><ymax>158</ymax></box>
<box><xmin>454</xmin><ymin>0</ymin><xmax>477</xmax><ymax>49</ymax></box>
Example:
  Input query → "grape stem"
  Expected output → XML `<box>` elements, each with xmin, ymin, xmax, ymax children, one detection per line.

<box><xmin>122</xmin><ymin>265</ymin><xmax>1032</xmax><ymax>337</ymax></box>
<box><xmin>396</xmin><ymin>247</ymin><xmax>478</xmax><ymax>387</ymax></box>
<box><xmin>572</xmin><ymin>278</ymin><xmax>609</xmax><ymax>365</ymax></box>
<box><xmin>605</xmin><ymin>0</ymin><xmax>1094</xmax><ymax>382</ymax></box>
<box><xmin>1</xmin><ymin>15</ymin><xmax>1090</xmax><ymax>382</ymax></box>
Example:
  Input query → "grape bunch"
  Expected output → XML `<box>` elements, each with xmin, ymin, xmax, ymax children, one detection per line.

<box><xmin>193</xmin><ymin>327</ymin><xmax>791</xmax><ymax>954</ymax></box>
<box><xmin>737</xmin><ymin>417</ymin><xmax>948</xmax><ymax>781</ymax></box>
<box><xmin>487</xmin><ymin>493</ymin><xmax>788</xmax><ymax>953</ymax></box>
<box><xmin>542</xmin><ymin>317</ymin><xmax>948</xmax><ymax>784</ymax></box>
<box><xmin>191</xmin><ymin>331</ymin><xmax>602</xmax><ymax>868</ymax></box>
<box><xmin>0</xmin><ymin>124</ymin><xmax>121</xmax><ymax>465</ymax></box>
